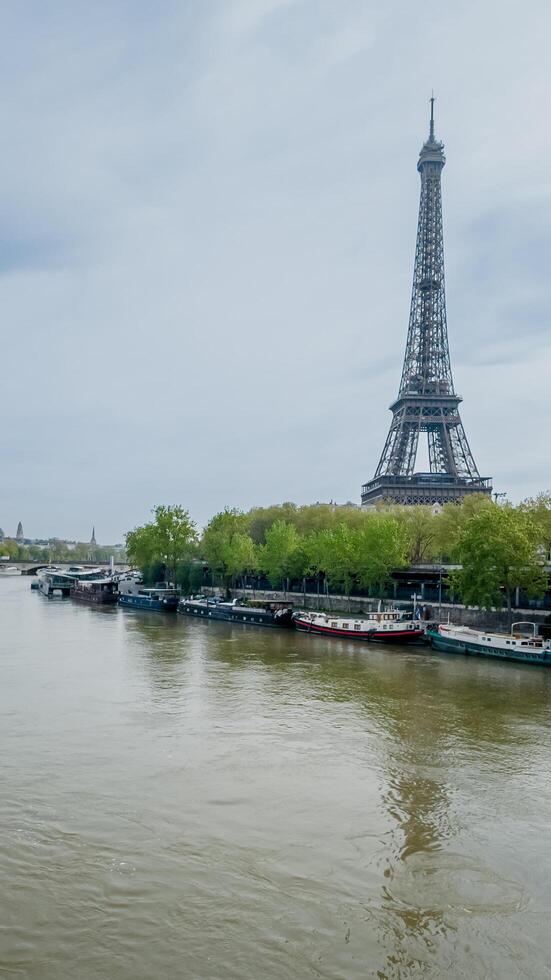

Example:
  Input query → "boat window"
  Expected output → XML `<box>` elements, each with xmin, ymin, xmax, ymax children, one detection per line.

<box><xmin>331</xmin><ymin>622</ymin><xmax>337</xmax><ymax>628</ymax></box>
<box><xmin>354</xmin><ymin>624</ymin><xmax>361</xmax><ymax>630</ymax></box>
<box><xmin>342</xmin><ymin>623</ymin><xmax>349</xmax><ymax>629</ymax></box>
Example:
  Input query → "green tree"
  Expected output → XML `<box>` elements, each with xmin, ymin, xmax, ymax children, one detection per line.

<box><xmin>248</xmin><ymin>503</ymin><xmax>298</xmax><ymax>543</ymax></box>
<box><xmin>202</xmin><ymin>509</ymin><xmax>253</xmax><ymax>593</ymax></box>
<box><xmin>0</xmin><ymin>538</ymin><xmax>19</xmax><ymax>559</ymax></box>
<box><xmin>303</xmin><ymin>529</ymin><xmax>329</xmax><ymax>578</ymax></box>
<box><xmin>126</xmin><ymin>505</ymin><xmax>197</xmax><ymax>586</ymax></box>
<box><xmin>519</xmin><ymin>492</ymin><xmax>551</xmax><ymax>560</ymax></box>
<box><xmin>153</xmin><ymin>505</ymin><xmax>197</xmax><ymax>586</ymax></box>
<box><xmin>126</xmin><ymin>522</ymin><xmax>161</xmax><ymax>571</ymax></box>
<box><xmin>387</xmin><ymin>505</ymin><xmax>439</xmax><ymax>563</ymax></box>
<box><xmin>435</xmin><ymin>494</ymin><xmax>494</xmax><ymax>560</ymax></box>
<box><xmin>29</xmin><ymin>544</ymin><xmax>47</xmax><ymax>561</ymax></box>
<box><xmin>450</xmin><ymin>506</ymin><xmax>547</xmax><ymax>622</ymax></box>
<box><xmin>318</xmin><ymin>524</ymin><xmax>358</xmax><ymax>601</ymax></box>
<box><xmin>356</xmin><ymin>515</ymin><xmax>410</xmax><ymax>595</ymax></box>
<box><xmin>176</xmin><ymin>559</ymin><xmax>205</xmax><ymax>594</ymax></box>
<box><xmin>259</xmin><ymin>520</ymin><xmax>302</xmax><ymax>592</ymax></box>
<box><xmin>224</xmin><ymin>533</ymin><xmax>258</xmax><ymax>587</ymax></box>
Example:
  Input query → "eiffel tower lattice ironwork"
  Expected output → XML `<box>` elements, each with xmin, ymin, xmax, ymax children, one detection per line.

<box><xmin>361</xmin><ymin>100</ymin><xmax>492</xmax><ymax>507</ymax></box>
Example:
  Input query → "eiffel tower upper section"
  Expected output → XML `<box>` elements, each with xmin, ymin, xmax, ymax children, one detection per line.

<box><xmin>361</xmin><ymin>100</ymin><xmax>492</xmax><ymax>507</ymax></box>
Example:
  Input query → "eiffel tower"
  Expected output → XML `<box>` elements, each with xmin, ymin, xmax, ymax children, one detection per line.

<box><xmin>361</xmin><ymin>100</ymin><xmax>492</xmax><ymax>507</ymax></box>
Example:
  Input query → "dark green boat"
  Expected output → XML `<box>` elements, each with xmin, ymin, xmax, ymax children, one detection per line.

<box><xmin>427</xmin><ymin>622</ymin><xmax>551</xmax><ymax>666</ymax></box>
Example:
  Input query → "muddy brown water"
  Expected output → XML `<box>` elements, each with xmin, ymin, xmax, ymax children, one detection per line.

<box><xmin>1</xmin><ymin>577</ymin><xmax>551</xmax><ymax>979</ymax></box>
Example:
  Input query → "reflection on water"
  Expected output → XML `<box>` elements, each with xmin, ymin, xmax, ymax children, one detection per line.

<box><xmin>1</xmin><ymin>579</ymin><xmax>551</xmax><ymax>980</ymax></box>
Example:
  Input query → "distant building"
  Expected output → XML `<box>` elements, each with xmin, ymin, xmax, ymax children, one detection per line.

<box><xmin>90</xmin><ymin>527</ymin><xmax>97</xmax><ymax>546</ymax></box>
<box><xmin>0</xmin><ymin>528</ymin><xmax>4</xmax><ymax>542</ymax></box>
<box><xmin>16</xmin><ymin>522</ymin><xmax>24</xmax><ymax>542</ymax></box>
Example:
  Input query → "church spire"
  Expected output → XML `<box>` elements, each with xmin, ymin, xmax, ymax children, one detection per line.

<box><xmin>90</xmin><ymin>526</ymin><xmax>97</xmax><ymax>546</ymax></box>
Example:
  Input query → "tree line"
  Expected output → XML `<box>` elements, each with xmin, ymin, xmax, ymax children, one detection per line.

<box><xmin>0</xmin><ymin>538</ymin><xmax>118</xmax><ymax>564</ymax></box>
<box><xmin>125</xmin><ymin>494</ymin><xmax>551</xmax><ymax>617</ymax></box>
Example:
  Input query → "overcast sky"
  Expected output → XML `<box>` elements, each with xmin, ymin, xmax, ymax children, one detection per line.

<box><xmin>1</xmin><ymin>0</ymin><xmax>550</xmax><ymax>542</ymax></box>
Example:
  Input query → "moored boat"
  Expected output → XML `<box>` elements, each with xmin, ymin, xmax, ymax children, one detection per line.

<box><xmin>119</xmin><ymin>587</ymin><xmax>179</xmax><ymax>612</ymax></box>
<box><xmin>0</xmin><ymin>565</ymin><xmax>20</xmax><ymax>575</ymax></box>
<box><xmin>178</xmin><ymin>596</ymin><xmax>294</xmax><ymax>628</ymax></box>
<box><xmin>426</xmin><ymin>622</ymin><xmax>551</xmax><ymax>666</ymax></box>
<box><xmin>37</xmin><ymin>568</ymin><xmax>72</xmax><ymax>598</ymax></box>
<box><xmin>293</xmin><ymin>609</ymin><xmax>425</xmax><ymax>642</ymax></box>
<box><xmin>38</xmin><ymin>565</ymin><xmax>107</xmax><ymax>598</ymax></box>
<box><xmin>70</xmin><ymin>580</ymin><xmax>119</xmax><ymax>604</ymax></box>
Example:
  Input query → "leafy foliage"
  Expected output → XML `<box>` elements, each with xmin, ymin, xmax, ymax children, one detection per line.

<box><xmin>260</xmin><ymin>521</ymin><xmax>302</xmax><ymax>588</ymax></box>
<box><xmin>202</xmin><ymin>509</ymin><xmax>256</xmax><ymax>591</ymax></box>
<box><xmin>519</xmin><ymin>492</ymin><xmax>551</xmax><ymax>560</ymax></box>
<box><xmin>355</xmin><ymin>515</ymin><xmax>410</xmax><ymax>593</ymax></box>
<box><xmin>126</xmin><ymin>505</ymin><xmax>197</xmax><ymax>585</ymax></box>
<box><xmin>120</xmin><ymin>495</ymin><xmax>551</xmax><ymax>608</ymax></box>
<box><xmin>449</xmin><ymin>506</ymin><xmax>547</xmax><ymax>618</ymax></box>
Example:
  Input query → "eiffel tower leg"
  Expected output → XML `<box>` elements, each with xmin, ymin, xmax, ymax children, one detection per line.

<box><xmin>376</xmin><ymin>413</ymin><xmax>420</xmax><ymax>478</ymax></box>
<box><xmin>428</xmin><ymin>425</ymin><xmax>456</xmax><ymax>475</ymax></box>
<box><xmin>448</xmin><ymin>421</ymin><xmax>481</xmax><ymax>480</ymax></box>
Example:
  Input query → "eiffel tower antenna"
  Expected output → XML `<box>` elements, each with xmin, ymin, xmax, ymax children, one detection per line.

<box><xmin>361</xmin><ymin>102</ymin><xmax>491</xmax><ymax>507</ymax></box>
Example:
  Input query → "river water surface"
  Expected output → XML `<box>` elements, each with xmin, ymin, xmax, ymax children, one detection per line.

<box><xmin>1</xmin><ymin>577</ymin><xmax>551</xmax><ymax>979</ymax></box>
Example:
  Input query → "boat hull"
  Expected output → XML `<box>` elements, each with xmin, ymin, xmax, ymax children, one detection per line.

<box><xmin>70</xmin><ymin>589</ymin><xmax>118</xmax><ymax>605</ymax></box>
<box><xmin>119</xmin><ymin>594</ymin><xmax>178</xmax><ymax>612</ymax></box>
<box><xmin>294</xmin><ymin>617</ymin><xmax>425</xmax><ymax>643</ymax></box>
<box><xmin>179</xmin><ymin>601</ymin><xmax>293</xmax><ymax>628</ymax></box>
<box><xmin>426</xmin><ymin>628</ymin><xmax>551</xmax><ymax>666</ymax></box>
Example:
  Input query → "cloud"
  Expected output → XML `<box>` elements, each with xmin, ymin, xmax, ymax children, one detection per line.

<box><xmin>0</xmin><ymin>0</ymin><xmax>550</xmax><ymax>539</ymax></box>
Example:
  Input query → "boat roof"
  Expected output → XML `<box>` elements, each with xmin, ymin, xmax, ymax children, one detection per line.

<box><xmin>141</xmin><ymin>588</ymin><xmax>179</xmax><ymax>594</ymax></box>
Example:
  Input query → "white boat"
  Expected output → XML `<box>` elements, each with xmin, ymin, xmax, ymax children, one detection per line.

<box><xmin>0</xmin><ymin>565</ymin><xmax>20</xmax><ymax>575</ymax></box>
<box><xmin>293</xmin><ymin>609</ymin><xmax>425</xmax><ymax>643</ymax></box>
<box><xmin>426</xmin><ymin>621</ymin><xmax>551</xmax><ymax>666</ymax></box>
<box><xmin>37</xmin><ymin>565</ymin><xmax>106</xmax><ymax>598</ymax></box>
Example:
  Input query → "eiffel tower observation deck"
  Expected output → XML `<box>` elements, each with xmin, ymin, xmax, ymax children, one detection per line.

<box><xmin>361</xmin><ymin>100</ymin><xmax>492</xmax><ymax>507</ymax></box>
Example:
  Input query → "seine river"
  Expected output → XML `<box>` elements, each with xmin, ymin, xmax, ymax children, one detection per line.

<box><xmin>1</xmin><ymin>577</ymin><xmax>551</xmax><ymax>979</ymax></box>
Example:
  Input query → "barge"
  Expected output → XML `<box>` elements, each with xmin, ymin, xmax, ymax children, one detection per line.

<box><xmin>179</xmin><ymin>596</ymin><xmax>294</xmax><ymax>628</ymax></box>
<box><xmin>119</xmin><ymin>587</ymin><xmax>179</xmax><ymax>612</ymax></box>
<box><xmin>70</xmin><ymin>580</ymin><xmax>119</xmax><ymax>605</ymax></box>
<box><xmin>426</xmin><ymin>622</ymin><xmax>551</xmax><ymax>666</ymax></box>
<box><xmin>293</xmin><ymin>609</ymin><xmax>425</xmax><ymax>643</ymax></box>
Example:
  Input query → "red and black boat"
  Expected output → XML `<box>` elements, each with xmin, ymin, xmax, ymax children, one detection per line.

<box><xmin>293</xmin><ymin>609</ymin><xmax>425</xmax><ymax>643</ymax></box>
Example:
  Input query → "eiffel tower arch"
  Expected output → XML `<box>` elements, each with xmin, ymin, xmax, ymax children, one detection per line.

<box><xmin>361</xmin><ymin>100</ymin><xmax>492</xmax><ymax>507</ymax></box>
